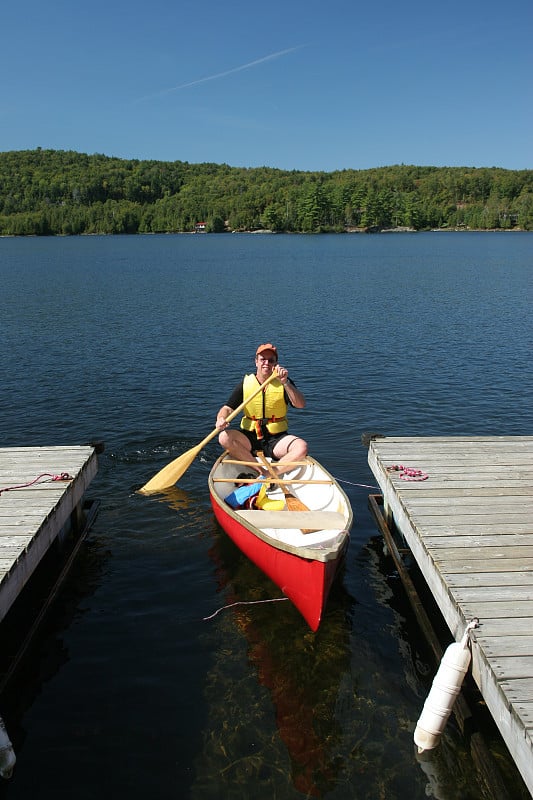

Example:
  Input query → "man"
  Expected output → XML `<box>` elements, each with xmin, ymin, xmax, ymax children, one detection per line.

<box><xmin>216</xmin><ymin>343</ymin><xmax>307</xmax><ymax>475</ymax></box>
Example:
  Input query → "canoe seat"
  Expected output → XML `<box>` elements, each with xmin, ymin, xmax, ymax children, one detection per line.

<box><xmin>236</xmin><ymin>509</ymin><xmax>346</xmax><ymax>530</ymax></box>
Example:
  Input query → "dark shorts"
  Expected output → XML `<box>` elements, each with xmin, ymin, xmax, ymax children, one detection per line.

<box><xmin>241</xmin><ymin>429</ymin><xmax>290</xmax><ymax>460</ymax></box>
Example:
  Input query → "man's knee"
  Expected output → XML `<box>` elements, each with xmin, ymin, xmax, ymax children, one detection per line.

<box><xmin>291</xmin><ymin>437</ymin><xmax>308</xmax><ymax>457</ymax></box>
<box><xmin>219</xmin><ymin>430</ymin><xmax>231</xmax><ymax>449</ymax></box>
<box><xmin>277</xmin><ymin>436</ymin><xmax>307</xmax><ymax>459</ymax></box>
<box><xmin>220</xmin><ymin>429</ymin><xmax>252</xmax><ymax>453</ymax></box>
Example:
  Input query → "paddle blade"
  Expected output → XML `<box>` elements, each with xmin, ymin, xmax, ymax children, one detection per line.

<box><xmin>138</xmin><ymin>444</ymin><xmax>202</xmax><ymax>494</ymax></box>
<box><xmin>282</xmin><ymin>489</ymin><xmax>317</xmax><ymax>531</ymax></box>
<box><xmin>285</xmin><ymin>492</ymin><xmax>310</xmax><ymax>512</ymax></box>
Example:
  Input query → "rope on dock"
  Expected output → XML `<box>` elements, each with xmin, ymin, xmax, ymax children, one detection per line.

<box><xmin>387</xmin><ymin>465</ymin><xmax>429</xmax><ymax>481</ymax></box>
<box><xmin>0</xmin><ymin>472</ymin><xmax>73</xmax><ymax>496</ymax></box>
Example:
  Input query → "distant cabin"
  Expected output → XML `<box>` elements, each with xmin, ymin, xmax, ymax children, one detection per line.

<box><xmin>194</xmin><ymin>222</ymin><xmax>207</xmax><ymax>233</ymax></box>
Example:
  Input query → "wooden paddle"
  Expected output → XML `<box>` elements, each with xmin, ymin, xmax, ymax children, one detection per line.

<box><xmin>256</xmin><ymin>451</ymin><xmax>310</xmax><ymax>513</ymax></box>
<box><xmin>139</xmin><ymin>369</ymin><xmax>280</xmax><ymax>494</ymax></box>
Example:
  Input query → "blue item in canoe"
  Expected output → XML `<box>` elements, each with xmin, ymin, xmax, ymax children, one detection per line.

<box><xmin>225</xmin><ymin>481</ymin><xmax>264</xmax><ymax>509</ymax></box>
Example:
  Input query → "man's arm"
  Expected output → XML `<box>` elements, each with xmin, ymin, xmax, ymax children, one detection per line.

<box><xmin>284</xmin><ymin>379</ymin><xmax>305</xmax><ymax>409</ymax></box>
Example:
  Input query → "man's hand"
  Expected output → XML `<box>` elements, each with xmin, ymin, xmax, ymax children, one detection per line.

<box><xmin>277</xmin><ymin>366</ymin><xmax>289</xmax><ymax>384</ymax></box>
<box><xmin>216</xmin><ymin>404</ymin><xmax>233</xmax><ymax>430</ymax></box>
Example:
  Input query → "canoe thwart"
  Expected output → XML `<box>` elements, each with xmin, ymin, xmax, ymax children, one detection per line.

<box><xmin>221</xmin><ymin>457</ymin><xmax>311</xmax><ymax>468</ymax></box>
<box><xmin>213</xmin><ymin>477</ymin><xmax>333</xmax><ymax>485</ymax></box>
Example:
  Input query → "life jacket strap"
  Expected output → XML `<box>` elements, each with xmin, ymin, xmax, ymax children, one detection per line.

<box><xmin>247</xmin><ymin>415</ymin><xmax>287</xmax><ymax>440</ymax></box>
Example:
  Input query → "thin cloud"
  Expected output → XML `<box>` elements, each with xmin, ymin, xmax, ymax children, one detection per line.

<box><xmin>136</xmin><ymin>45</ymin><xmax>305</xmax><ymax>102</ymax></box>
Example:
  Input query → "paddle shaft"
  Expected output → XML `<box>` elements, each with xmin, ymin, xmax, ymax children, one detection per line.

<box><xmin>256</xmin><ymin>451</ymin><xmax>310</xmax><ymax>513</ymax></box>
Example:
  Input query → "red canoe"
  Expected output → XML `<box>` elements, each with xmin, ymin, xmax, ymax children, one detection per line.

<box><xmin>209</xmin><ymin>453</ymin><xmax>353</xmax><ymax>630</ymax></box>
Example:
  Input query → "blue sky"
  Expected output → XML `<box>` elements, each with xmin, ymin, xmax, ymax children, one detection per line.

<box><xmin>2</xmin><ymin>0</ymin><xmax>532</xmax><ymax>172</ymax></box>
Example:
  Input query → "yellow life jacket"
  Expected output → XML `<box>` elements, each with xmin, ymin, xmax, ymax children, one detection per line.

<box><xmin>240</xmin><ymin>373</ymin><xmax>288</xmax><ymax>438</ymax></box>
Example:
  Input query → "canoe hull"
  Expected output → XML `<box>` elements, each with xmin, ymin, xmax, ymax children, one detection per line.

<box><xmin>209</xmin><ymin>454</ymin><xmax>352</xmax><ymax>630</ymax></box>
<box><xmin>210</xmin><ymin>498</ymin><xmax>347</xmax><ymax>631</ymax></box>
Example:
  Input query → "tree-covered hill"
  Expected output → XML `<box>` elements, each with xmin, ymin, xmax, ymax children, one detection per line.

<box><xmin>0</xmin><ymin>148</ymin><xmax>531</xmax><ymax>235</ymax></box>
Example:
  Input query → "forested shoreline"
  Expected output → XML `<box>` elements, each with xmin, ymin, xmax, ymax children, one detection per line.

<box><xmin>0</xmin><ymin>148</ymin><xmax>531</xmax><ymax>236</ymax></box>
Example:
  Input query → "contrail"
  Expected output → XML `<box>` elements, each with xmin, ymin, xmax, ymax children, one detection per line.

<box><xmin>136</xmin><ymin>45</ymin><xmax>305</xmax><ymax>102</ymax></box>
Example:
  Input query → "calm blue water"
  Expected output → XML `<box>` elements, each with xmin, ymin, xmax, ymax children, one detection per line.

<box><xmin>0</xmin><ymin>232</ymin><xmax>531</xmax><ymax>799</ymax></box>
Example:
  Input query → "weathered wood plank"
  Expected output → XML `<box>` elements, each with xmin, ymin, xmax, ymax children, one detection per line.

<box><xmin>406</xmin><ymin>498</ymin><xmax>533</xmax><ymax>509</ymax></box>
<box><xmin>411</xmin><ymin>512</ymin><xmax>530</xmax><ymax>523</ymax></box>
<box><xmin>447</xmin><ymin>571</ymin><xmax>533</xmax><ymax>587</ymax></box>
<box><xmin>426</xmin><ymin>535</ymin><xmax>533</xmax><ymax>548</ymax></box>
<box><xmin>500</xmin><ymin>679</ymin><xmax>533</xmax><ymax>702</ymax></box>
<box><xmin>474</xmin><ymin>636</ymin><xmax>533</xmax><ymax>657</ymax></box>
<box><xmin>410</xmin><ymin>505</ymin><xmax>531</xmax><ymax>528</ymax></box>
<box><xmin>460</xmin><ymin>600</ymin><xmax>533</xmax><ymax>619</ymax></box>
<box><xmin>433</xmin><ymin>547</ymin><xmax>533</xmax><ymax>573</ymax></box>
<box><xmin>398</xmin><ymin>486</ymin><xmax>533</xmax><ymax>496</ymax></box>
<box><xmin>0</xmin><ymin>527</ymin><xmax>41</xmax><ymax>536</ymax></box>
<box><xmin>490</xmin><ymin>656</ymin><xmax>533</xmax><ymax>680</ymax></box>
<box><xmin>474</xmin><ymin>618</ymin><xmax>533</xmax><ymax>636</ymax></box>
<box><xmin>0</xmin><ymin>548</ymin><xmax>26</xmax><ymax>560</ymax></box>
<box><xmin>454</xmin><ymin>585</ymin><xmax>533</xmax><ymax>601</ymax></box>
<box><xmin>408</xmin><ymin>523</ymin><xmax>532</xmax><ymax>534</ymax></box>
<box><xmin>0</xmin><ymin>536</ymin><xmax>33</xmax><ymax>548</ymax></box>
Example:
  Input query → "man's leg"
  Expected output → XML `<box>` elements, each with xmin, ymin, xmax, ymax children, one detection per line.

<box><xmin>271</xmin><ymin>435</ymin><xmax>308</xmax><ymax>472</ymax></box>
<box><xmin>218</xmin><ymin>429</ymin><xmax>263</xmax><ymax>475</ymax></box>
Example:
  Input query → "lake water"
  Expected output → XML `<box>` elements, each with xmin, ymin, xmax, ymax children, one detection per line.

<box><xmin>0</xmin><ymin>232</ymin><xmax>532</xmax><ymax>799</ymax></box>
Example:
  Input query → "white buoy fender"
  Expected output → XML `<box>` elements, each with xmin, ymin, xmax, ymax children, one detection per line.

<box><xmin>0</xmin><ymin>716</ymin><xmax>16</xmax><ymax>780</ymax></box>
<box><xmin>414</xmin><ymin>620</ymin><xmax>478</xmax><ymax>753</ymax></box>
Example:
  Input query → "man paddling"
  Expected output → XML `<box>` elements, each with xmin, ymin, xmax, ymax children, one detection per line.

<box><xmin>216</xmin><ymin>343</ymin><xmax>307</xmax><ymax>476</ymax></box>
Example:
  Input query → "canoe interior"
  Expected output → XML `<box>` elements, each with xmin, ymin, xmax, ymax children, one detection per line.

<box><xmin>209</xmin><ymin>454</ymin><xmax>353</xmax><ymax>562</ymax></box>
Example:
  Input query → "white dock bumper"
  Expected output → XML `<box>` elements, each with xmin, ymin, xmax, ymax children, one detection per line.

<box><xmin>414</xmin><ymin>620</ymin><xmax>478</xmax><ymax>752</ymax></box>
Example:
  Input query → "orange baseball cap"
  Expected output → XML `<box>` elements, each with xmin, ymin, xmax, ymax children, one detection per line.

<box><xmin>256</xmin><ymin>343</ymin><xmax>278</xmax><ymax>357</ymax></box>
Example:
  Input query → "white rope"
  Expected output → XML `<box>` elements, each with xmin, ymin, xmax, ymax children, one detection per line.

<box><xmin>336</xmin><ymin>477</ymin><xmax>380</xmax><ymax>490</ymax></box>
<box><xmin>203</xmin><ymin>597</ymin><xmax>289</xmax><ymax>621</ymax></box>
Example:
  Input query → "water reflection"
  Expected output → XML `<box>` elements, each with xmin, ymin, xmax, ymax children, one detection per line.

<box><xmin>151</xmin><ymin>485</ymin><xmax>192</xmax><ymax>512</ymax></box>
<box><xmin>191</xmin><ymin>524</ymin><xmax>352</xmax><ymax>798</ymax></box>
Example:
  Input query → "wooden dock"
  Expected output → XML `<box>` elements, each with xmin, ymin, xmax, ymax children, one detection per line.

<box><xmin>367</xmin><ymin>436</ymin><xmax>533</xmax><ymax>798</ymax></box>
<box><xmin>0</xmin><ymin>445</ymin><xmax>99</xmax><ymax>624</ymax></box>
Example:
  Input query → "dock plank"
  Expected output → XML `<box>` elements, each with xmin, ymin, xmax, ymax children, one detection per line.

<box><xmin>446</xmin><ymin>571</ymin><xmax>533</xmax><ymax>587</ymax></box>
<box><xmin>426</xmin><ymin>535</ymin><xmax>533</xmax><ymax>547</ymax></box>
<box><xmin>368</xmin><ymin>435</ymin><xmax>533</xmax><ymax>797</ymax></box>
<box><xmin>501</xmin><ymin>680</ymin><xmax>533</xmax><ymax>701</ymax></box>
<box><xmin>460</xmin><ymin>600</ymin><xmax>533</xmax><ymax>620</ymax></box>
<box><xmin>475</xmin><ymin>618</ymin><xmax>533</xmax><ymax>636</ymax></box>
<box><xmin>477</xmin><ymin>636</ymin><xmax>533</xmax><ymax>658</ymax></box>
<box><xmin>454</xmin><ymin>585</ymin><xmax>533</xmax><ymax>601</ymax></box>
